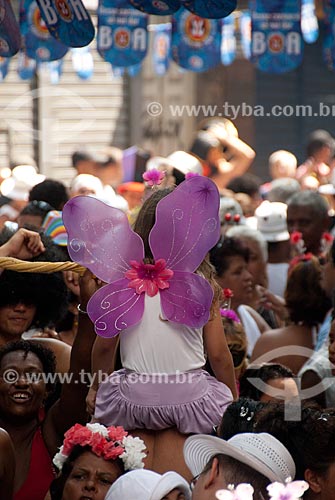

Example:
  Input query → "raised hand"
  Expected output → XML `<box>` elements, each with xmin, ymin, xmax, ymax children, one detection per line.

<box><xmin>0</xmin><ymin>228</ymin><xmax>45</xmax><ymax>260</ymax></box>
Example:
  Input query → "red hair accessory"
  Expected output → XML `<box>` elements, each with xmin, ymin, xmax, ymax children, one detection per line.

<box><xmin>290</xmin><ymin>231</ymin><xmax>306</xmax><ymax>256</ymax></box>
<box><xmin>222</xmin><ymin>212</ymin><xmax>241</xmax><ymax>233</ymax></box>
<box><xmin>223</xmin><ymin>288</ymin><xmax>233</xmax><ymax>299</ymax></box>
<box><xmin>222</xmin><ymin>288</ymin><xmax>234</xmax><ymax>310</ymax></box>
<box><xmin>320</xmin><ymin>232</ymin><xmax>334</xmax><ymax>257</ymax></box>
<box><xmin>288</xmin><ymin>252</ymin><xmax>314</xmax><ymax>274</ymax></box>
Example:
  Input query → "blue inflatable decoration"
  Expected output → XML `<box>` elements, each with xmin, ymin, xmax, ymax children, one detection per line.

<box><xmin>98</xmin><ymin>0</ymin><xmax>148</xmax><ymax>67</ymax></box>
<box><xmin>221</xmin><ymin>13</ymin><xmax>235</xmax><ymax>65</ymax></box>
<box><xmin>0</xmin><ymin>56</ymin><xmax>10</xmax><ymax>80</ymax></box>
<box><xmin>172</xmin><ymin>7</ymin><xmax>221</xmax><ymax>72</ymax></box>
<box><xmin>323</xmin><ymin>1</ymin><xmax>335</xmax><ymax>71</ymax></box>
<box><xmin>250</xmin><ymin>0</ymin><xmax>303</xmax><ymax>73</ymax></box>
<box><xmin>72</xmin><ymin>46</ymin><xmax>94</xmax><ymax>80</ymax></box>
<box><xmin>301</xmin><ymin>0</ymin><xmax>318</xmax><ymax>44</ymax></box>
<box><xmin>20</xmin><ymin>0</ymin><xmax>68</xmax><ymax>62</ymax></box>
<box><xmin>0</xmin><ymin>0</ymin><xmax>21</xmax><ymax>56</ymax></box>
<box><xmin>181</xmin><ymin>0</ymin><xmax>236</xmax><ymax>20</ymax></box>
<box><xmin>17</xmin><ymin>51</ymin><xmax>36</xmax><ymax>79</ymax></box>
<box><xmin>129</xmin><ymin>0</ymin><xmax>180</xmax><ymax>16</ymax></box>
<box><xmin>152</xmin><ymin>23</ymin><xmax>171</xmax><ymax>76</ymax></box>
<box><xmin>239</xmin><ymin>11</ymin><xmax>251</xmax><ymax>60</ymax></box>
<box><xmin>35</xmin><ymin>0</ymin><xmax>95</xmax><ymax>47</ymax></box>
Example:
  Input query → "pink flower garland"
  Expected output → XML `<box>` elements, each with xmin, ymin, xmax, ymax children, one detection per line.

<box><xmin>53</xmin><ymin>423</ymin><xmax>146</xmax><ymax>472</ymax></box>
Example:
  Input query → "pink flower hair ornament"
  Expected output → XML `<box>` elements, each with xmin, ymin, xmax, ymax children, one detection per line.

<box><xmin>53</xmin><ymin>423</ymin><xmax>146</xmax><ymax>472</ymax></box>
<box><xmin>142</xmin><ymin>168</ymin><xmax>166</xmax><ymax>187</ymax></box>
<box><xmin>220</xmin><ymin>308</ymin><xmax>240</xmax><ymax>323</ymax></box>
<box><xmin>62</xmin><ymin>176</ymin><xmax>221</xmax><ymax>338</ymax></box>
<box><xmin>185</xmin><ymin>172</ymin><xmax>201</xmax><ymax>180</ymax></box>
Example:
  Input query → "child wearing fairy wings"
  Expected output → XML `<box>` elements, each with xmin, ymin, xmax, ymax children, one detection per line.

<box><xmin>63</xmin><ymin>176</ymin><xmax>237</xmax><ymax>434</ymax></box>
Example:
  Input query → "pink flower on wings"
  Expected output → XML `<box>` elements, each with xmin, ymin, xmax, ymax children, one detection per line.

<box><xmin>125</xmin><ymin>259</ymin><xmax>174</xmax><ymax>297</ymax></box>
<box><xmin>63</xmin><ymin>176</ymin><xmax>220</xmax><ymax>338</ymax></box>
<box><xmin>267</xmin><ymin>481</ymin><xmax>309</xmax><ymax>500</ymax></box>
<box><xmin>216</xmin><ymin>484</ymin><xmax>254</xmax><ymax>500</ymax></box>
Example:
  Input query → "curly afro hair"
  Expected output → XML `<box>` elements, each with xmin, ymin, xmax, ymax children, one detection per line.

<box><xmin>0</xmin><ymin>228</ymin><xmax>70</xmax><ymax>329</ymax></box>
<box><xmin>0</xmin><ymin>269</ymin><xmax>69</xmax><ymax>329</ymax></box>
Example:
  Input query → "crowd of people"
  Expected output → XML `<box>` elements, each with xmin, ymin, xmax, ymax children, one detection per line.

<box><xmin>0</xmin><ymin>120</ymin><xmax>335</xmax><ymax>499</ymax></box>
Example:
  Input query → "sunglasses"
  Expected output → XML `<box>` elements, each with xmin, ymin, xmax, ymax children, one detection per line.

<box><xmin>30</xmin><ymin>200</ymin><xmax>54</xmax><ymax>211</ymax></box>
<box><xmin>190</xmin><ymin>473</ymin><xmax>201</xmax><ymax>491</ymax></box>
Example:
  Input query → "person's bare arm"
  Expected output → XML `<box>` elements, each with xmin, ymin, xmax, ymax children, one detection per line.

<box><xmin>0</xmin><ymin>428</ymin><xmax>15</xmax><ymax>500</ymax></box>
<box><xmin>0</xmin><ymin>228</ymin><xmax>45</xmax><ymax>259</ymax></box>
<box><xmin>208</xmin><ymin>125</ymin><xmax>256</xmax><ymax>188</ymax></box>
<box><xmin>43</xmin><ymin>270</ymin><xmax>101</xmax><ymax>455</ymax></box>
<box><xmin>250</xmin><ymin>331</ymin><xmax>276</xmax><ymax>363</ymax></box>
<box><xmin>204</xmin><ymin>302</ymin><xmax>237</xmax><ymax>399</ymax></box>
<box><xmin>244</xmin><ymin>305</ymin><xmax>271</xmax><ymax>334</ymax></box>
<box><xmin>86</xmin><ymin>335</ymin><xmax>119</xmax><ymax>415</ymax></box>
<box><xmin>31</xmin><ymin>338</ymin><xmax>71</xmax><ymax>374</ymax></box>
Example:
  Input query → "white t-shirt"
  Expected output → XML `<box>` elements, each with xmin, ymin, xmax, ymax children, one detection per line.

<box><xmin>298</xmin><ymin>343</ymin><xmax>335</xmax><ymax>407</ymax></box>
<box><xmin>237</xmin><ymin>304</ymin><xmax>262</xmax><ymax>357</ymax></box>
<box><xmin>267</xmin><ymin>263</ymin><xmax>289</xmax><ymax>298</ymax></box>
<box><xmin>120</xmin><ymin>294</ymin><xmax>206</xmax><ymax>374</ymax></box>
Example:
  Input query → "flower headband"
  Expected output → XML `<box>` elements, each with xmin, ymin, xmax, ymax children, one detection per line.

<box><xmin>53</xmin><ymin>423</ymin><xmax>146</xmax><ymax>472</ymax></box>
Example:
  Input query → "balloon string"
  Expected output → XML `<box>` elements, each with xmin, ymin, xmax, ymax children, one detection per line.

<box><xmin>0</xmin><ymin>257</ymin><xmax>86</xmax><ymax>275</ymax></box>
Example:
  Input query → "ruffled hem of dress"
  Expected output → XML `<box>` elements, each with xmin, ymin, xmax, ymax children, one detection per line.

<box><xmin>95</xmin><ymin>372</ymin><xmax>233</xmax><ymax>434</ymax></box>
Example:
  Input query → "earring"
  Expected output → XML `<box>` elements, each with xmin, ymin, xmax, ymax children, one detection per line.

<box><xmin>320</xmin><ymin>232</ymin><xmax>333</xmax><ymax>257</ymax></box>
<box><xmin>290</xmin><ymin>231</ymin><xmax>306</xmax><ymax>256</ymax></box>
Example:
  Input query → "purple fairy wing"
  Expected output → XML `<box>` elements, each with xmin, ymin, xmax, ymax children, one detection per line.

<box><xmin>160</xmin><ymin>270</ymin><xmax>213</xmax><ymax>328</ymax></box>
<box><xmin>63</xmin><ymin>196</ymin><xmax>144</xmax><ymax>283</ymax></box>
<box><xmin>87</xmin><ymin>278</ymin><xmax>145</xmax><ymax>337</ymax></box>
<box><xmin>149</xmin><ymin>176</ymin><xmax>220</xmax><ymax>272</ymax></box>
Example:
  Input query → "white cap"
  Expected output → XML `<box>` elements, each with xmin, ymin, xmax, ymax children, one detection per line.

<box><xmin>319</xmin><ymin>184</ymin><xmax>335</xmax><ymax>195</ymax></box>
<box><xmin>184</xmin><ymin>433</ymin><xmax>295</xmax><ymax>483</ymax></box>
<box><xmin>70</xmin><ymin>174</ymin><xmax>104</xmax><ymax>197</ymax></box>
<box><xmin>146</xmin><ymin>156</ymin><xmax>170</xmax><ymax>171</ymax></box>
<box><xmin>105</xmin><ymin>469</ymin><xmax>191</xmax><ymax>500</ymax></box>
<box><xmin>219</xmin><ymin>196</ymin><xmax>245</xmax><ymax>225</ymax></box>
<box><xmin>255</xmin><ymin>201</ymin><xmax>289</xmax><ymax>242</ymax></box>
<box><xmin>1</xmin><ymin>165</ymin><xmax>45</xmax><ymax>201</ymax></box>
<box><xmin>97</xmin><ymin>185</ymin><xmax>129</xmax><ymax>212</ymax></box>
<box><xmin>166</xmin><ymin>151</ymin><xmax>202</xmax><ymax>175</ymax></box>
<box><xmin>146</xmin><ymin>151</ymin><xmax>202</xmax><ymax>176</ymax></box>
